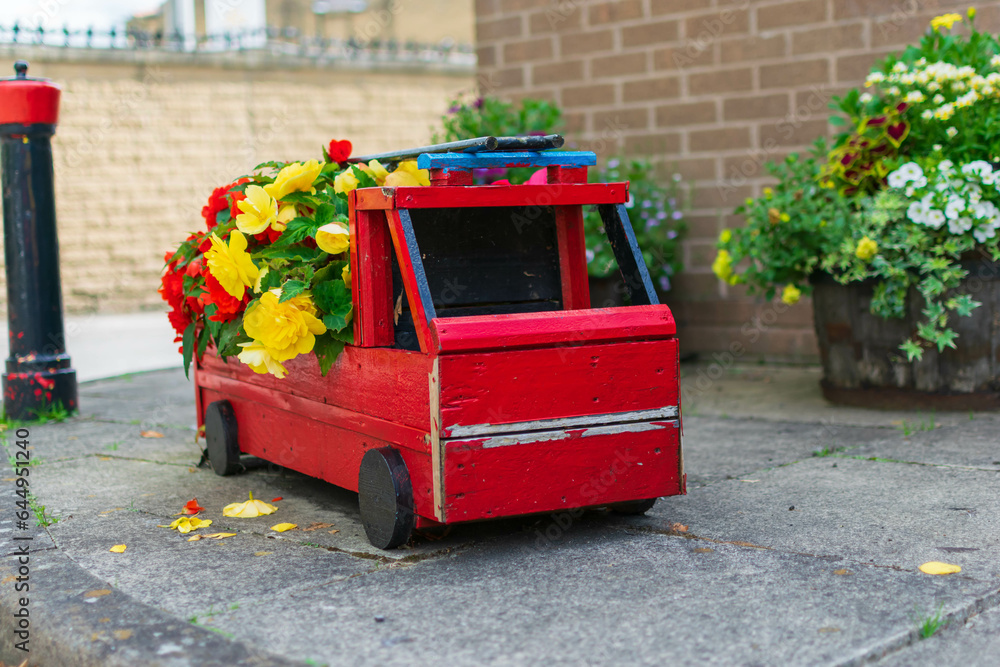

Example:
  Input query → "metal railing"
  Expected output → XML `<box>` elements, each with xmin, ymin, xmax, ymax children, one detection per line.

<box><xmin>0</xmin><ymin>24</ymin><xmax>475</xmax><ymax>65</ymax></box>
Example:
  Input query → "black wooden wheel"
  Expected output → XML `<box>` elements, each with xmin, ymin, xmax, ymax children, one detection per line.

<box><xmin>358</xmin><ymin>447</ymin><xmax>415</xmax><ymax>549</ymax></box>
<box><xmin>610</xmin><ymin>498</ymin><xmax>658</xmax><ymax>515</ymax></box>
<box><xmin>204</xmin><ymin>400</ymin><xmax>242</xmax><ymax>476</ymax></box>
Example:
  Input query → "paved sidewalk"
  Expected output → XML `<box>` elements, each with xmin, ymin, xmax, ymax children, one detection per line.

<box><xmin>2</xmin><ymin>362</ymin><xmax>999</xmax><ymax>666</ymax></box>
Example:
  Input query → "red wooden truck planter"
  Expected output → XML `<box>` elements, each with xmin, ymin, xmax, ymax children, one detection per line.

<box><xmin>195</xmin><ymin>137</ymin><xmax>684</xmax><ymax>549</ymax></box>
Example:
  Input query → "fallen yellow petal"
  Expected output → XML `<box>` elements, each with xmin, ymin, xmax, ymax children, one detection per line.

<box><xmin>919</xmin><ymin>561</ymin><xmax>962</xmax><ymax>575</ymax></box>
<box><xmin>166</xmin><ymin>516</ymin><xmax>213</xmax><ymax>534</ymax></box>
<box><xmin>203</xmin><ymin>532</ymin><xmax>237</xmax><ymax>539</ymax></box>
<box><xmin>140</xmin><ymin>430</ymin><xmax>164</xmax><ymax>438</ymax></box>
<box><xmin>187</xmin><ymin>535</ymin><xmax>202</xmax><ymax>542</ymax></box>
<box><xmin>223</xmin><ymin>491</ymin><xmax>277</xmax><ymax>518</ymax></box>
<box><xmin>109</xmin><ymin>544</ymin><xmax>127</xmax><ymax>553</ymax></box>
<box><xmin>270</xmin><ymin>523</ymin><xmax>297</xmax><ymax>532</ymax></box>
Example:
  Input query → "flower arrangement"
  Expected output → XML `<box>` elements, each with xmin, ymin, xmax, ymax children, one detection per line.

<box><xmin>159</xmin><ymin>139</ymin><xmax>430</xmax><ymax>379</ymax></box>
<box><xmin>715</xmin><ymin>10</ymin><xmax>1000</xmax><ymax>361</ymax></box>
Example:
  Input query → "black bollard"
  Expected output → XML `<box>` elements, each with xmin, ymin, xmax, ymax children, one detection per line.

<box><xmin>0</xmin><ymin>61</ymin><xmax>77</xmax><ymax>419</ymax></box>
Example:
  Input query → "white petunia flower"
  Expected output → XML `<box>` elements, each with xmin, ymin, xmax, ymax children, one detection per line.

<box><xmin>926</xmin><ymin>209</ymin><xmax>947</xmax><ymax>228</ymax></box>
<box><xmin>946</xmin><ymin>126</ymin><xmax>958</xmax><ymax>138</ymax></box>
<box><xmin>944</xmin><ymin>195</ymin><xmax>966</xmax><ymax>220</ymax></box>
<box><xmin>961</xmin><ymin>160</ymin><xmax>994</xmax><ymax>178</ymax></box>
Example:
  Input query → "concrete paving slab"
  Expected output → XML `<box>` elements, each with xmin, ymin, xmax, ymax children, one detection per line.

<box><xmin>78</xmin><ymin>368</ymin><xmax>197</xmax><ymax>430</ymax></box>
<box><xmin>877</xmin><ymin>602</ymin><xmax>1000</xmax><ymax>666</ymax></box>
<box><xmin>28</xmin><ymin>419</ymin><xmax>202</xmax><ymax>467</ymax></box>
<box><xmin>848</xmin><ymin>421</ymin><xmax>1000</xmax><ymax>471</ymax></box>
<box><xmin>653</xmin><ymin>457</ymin><xmax>1000</xmax><ymax>578</ymax></box>
<box><xmin>196</xmin><ymin>527</ymin><xmax>984</xmax><ymax>667</ymax></box>
<box><xmin>682</xmin><ymin>416</ymin><xmax>890</xmax><ymax>486</ymax></box>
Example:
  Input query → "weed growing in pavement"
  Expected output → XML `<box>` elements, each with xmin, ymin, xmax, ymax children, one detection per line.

<box><xmin>898</xmin><ymin>411</ymin><xmax>936</xmax><ymax>436</ymax></box>
<box><xmin>812</xmin><ymin>446</ymin><xmax>847</xmax><ymax>457</ymax></box>
<box><xmin>917</xmin><ymin>603</ymin><xmax>947</xmax><ymax>639</ymax></box>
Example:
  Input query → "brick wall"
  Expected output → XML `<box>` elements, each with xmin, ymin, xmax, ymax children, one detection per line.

<box><xmin>0</xmin><ymin>46</ymin><xmax>473</xmax><ymax>315</ymax></box>
<box><xmin>474</xmin><ymin>0</ymin><xmax>1000</xmax><ymax>361</ymax></box>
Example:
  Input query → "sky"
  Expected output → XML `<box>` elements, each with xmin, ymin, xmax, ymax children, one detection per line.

<box><xmin>0</xmin><ymin>0</ymin><xmax>163</xmax><ymax>31</ymax></box>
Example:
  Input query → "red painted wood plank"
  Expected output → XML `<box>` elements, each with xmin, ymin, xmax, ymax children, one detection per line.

<box><xmin>198</xmin><ymin>386</ymin><xmax>436</xmax><ymax>520</ymax></box>
<box><xmin>428</xmin><ymin>304</ymin><xmax>676</xmax><ymax>353</ymax></box>
<box><xmin>547</xmin><ymin>166</ymin><xmax>588</xmax><ymax>184</ymax></box>
<box><xmin>196</xmin><ymin>346</ymin><xmax>432</xmax><ymax>431</ymax></box>
<box><xmin>554</xmin><ymin>204</ymin><xmax>591</xmax><ymax>310</ymax></box>
<box><xmin>438</xmin><ymin>338</ymin><xmax>679</xmax><ymax>435</ymax></box>
<box><xmin>350</xmin><ymin>206</ymin><xmax>395</xmax><ymax>347</ymax></box>
<box><xmin>386</xmin><ymin>209</ymin><xmax>435</xmax><ymax>354</ymax></box>
<box><xmin>196</xmin><ymin>371</ymin><xmax>430</xmax><ymax>454</ymax></box>
<box><xmin>441</xmin><ymin>421</ymin><xmax>682</xmax><ymax>523</ymax></box>
<box><xmin>392</xmin><ymin>183</ymin><xmax>629</xmax><ymax>209</ymax></box>
<box><xmin>429</xmin><ymin>168</ymin><xmax>473</xmax><ymax>186</ymax></box>
<box><xmin>353</xmin><ymin>187</ymin><xmax>395</xmax><ymax>210</ymax></box>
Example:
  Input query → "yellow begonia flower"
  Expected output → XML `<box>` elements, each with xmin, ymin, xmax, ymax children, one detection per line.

<box><xmin>253</xmin><ymin>266</ymin><xmax>269</xmax><ymax>294</ymax></box>
<box><xmin>205</xmin><ymin>230</ymin><xmax>259</xmax><ymax>301</ymax></box>
<box><xmin>316</xmin><ymin>221</ymin><xmax>350</xmax><ymax>255</ymax></box>
<box><xmin>223</xmin><ymin>492</ymin><xmax>277</xmax><ymax>518</ymax></box>
<box><xmin>359</xmin><ymin>160</ymin><xmax>389</xmax><ymax>185</ymax></box>
<box><xmin>243</xmin><ymin>290</ymin><xmax>327</xmax><ymax>363</ymax></box>
<box><xmin>162</xmin><ymin>516</ymin><xmax>213</xmax><ymax>534</ymax></box>
<box><xmin>342</xmin><ymin>264</ymin><xmax>351</xmax><ymax>285</ymax></box>
<box><xmin>275</xmin><ymin>203</ymin><xmax>298</xmax><ymax>231</ymax></box>
<box><xmin>237</xmin><ymin>341</ymin><xmax>288</xmax><ymax>379</ymax></box>
<box><xmin>712</xmin><ymin>250</ymin><xmax>733</xmax><ymax>283</ymax></box>
<box><xmin>782</xmin><ymin>284</ymin><xmax>801</xmax><ymax>305</ymax></box>
<box><xmin>264</xmin><ymin>160</ymin><xmax>322</xmax><ymax>200</ymax></box>
<box><xmin>235</xmin><ymin>184</ymin><xmax>279</xmax><ymax>236</ymax></box>
<box><xmin>385</xmin><ymin>160</ymin><xmax>430</xmax><ymax>187</ymax></box>
<box><xmin>719</xmin><ymin>229</ymin><xmax>732</xmax><ymax>244</ymax></box>
<box><xmin>856</xmin><ymin>236</ymin><xmax>878</xmax><ymax>261</ymax></box>
<box><xmin>334</xmin><ymin>169</ymin><xmax>360</xmax><ymax>195</ymax></box>
<box><xmin>930</xmin><ymin>13</ymin><xmax>962</xmax><ymax>30</ymax></box>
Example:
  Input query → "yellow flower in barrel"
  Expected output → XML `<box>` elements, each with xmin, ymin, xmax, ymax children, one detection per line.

<box><xmin>334</xmin><ymin>169</ymin><xmax>360</xmax><ymax>195</ymax></box>
<box><xmin>712</xmin><ymin>250</ymin><xmax>734</xmax><ymax>283</ymax></box>
<box><xmin>358</xmin><ymin>159</ymin><xmax>389</xmax><ymax>185</ymax></box>
<box><xmin>856</xmin><ymin>236</ymin><xmax>878</xmax><ymax>261</ymax></box>
<box><xmin>315</xmin><ymin>220</ymin><xmax>350</xmax><ymax>255</ymax></box>
<box><xmin>243</xmin><ymin>290</ymin><xmax>327</xmax><ymax>364</ymax></box>
<box><xmin>782</xmin><ymin>284</ymin><xmax>801</xmax><ymax>305</ymax></box>
<box><xmin>205</xmin><ymin>230</ymin><xmax>259</xmax><ymax>300</ymax></box>
<box><xmin>275</xmin><ymin>203</ymin><xmax>298</xmax><ymax>232</ymax></box>
<box><xmin>264</xmin><ymin>160</ymin><xmax>323</xmax><ymax>200</ymax></box>
<box><xmin>930</xmin><ymin>13</ymin><xmax>962</xmax><ymax>31</ymax></box>
<box><xmin>234</xmin><ymin>184</ymin><xmax>279</xmax><ymax>236</ymax></box>
<box><xmin>385</xmin><ymin>160</ymin><xmax>430</xmax><ymax>187</ymax></box>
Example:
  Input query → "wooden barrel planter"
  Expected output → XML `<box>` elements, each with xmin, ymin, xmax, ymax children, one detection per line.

<box><xmin>811</xmin><ymin>259</ymin><xmax>1000</xmax><ymax>410</ymax></box>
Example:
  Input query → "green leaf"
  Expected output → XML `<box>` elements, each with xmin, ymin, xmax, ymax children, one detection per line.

<box><xmin>277</xmin><ymin>191</ymin><xmax>320</xmax><ymax>206</ymax></box>
<box><xmin>900</xmin><ymin>338</ymin><xmax>924</xmax><ymax>362</ymax></box>
<box><xmin>351</xmin><ymin>165</ymin><xmax>377</xmax><ymax>189</ymax></box>
<box><xmin>279</xmin><ymin>280</ymin><xmax>307</xmax><ymax>302</ymax></box>
<box><xmin>197</xmin><ymin>324</ymin><xmax>211</xmax><ymax>359</ymax></box>
<box><xmin>314</xmin><ymin>203</ymin><xmax>338</xmax><ymax>226</ymax></box>
<box><xmin>329</xmin><ymin>327</ymin><xmax>354</xmax><ymax>345</ymax></box>
<box><xmin>181</xmin><ymin>322</ymin><xmax>196</xmax><ymax>379</ymax></box>
<box><xmin>312</xmin><ymin>333</ymin><xmax>346</xmax><ymax>376</ymax></box>
<box><xmin>314</xmin><ymin>279</ymin><xmax>354</xmax><ymax>331</ymax></box>
<box><xmin>257</xmin><ymin>245</ymin><xmax>324</xmax><ymax>262</ymax></box>
<box><xmin>934</xmin><ymin>328</ymin><xmax>959</xmax><ymax>352</ymax></box>
<box><xmin>311</xmin><ymin>260</ymin><xmax>348</xmax><ymax>287</ymax></box>
<box><xmin>217</xmin><ymin>315</ymin><xmax>249</xmax><ymax>357</ymax></box>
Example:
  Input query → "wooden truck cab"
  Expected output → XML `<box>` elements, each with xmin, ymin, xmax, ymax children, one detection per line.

<box><xmin>195</xmin><ymin>146</ymin><xmax>683</xmax><ymax>549</ymax></box>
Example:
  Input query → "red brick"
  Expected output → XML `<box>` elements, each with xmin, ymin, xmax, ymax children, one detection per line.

<box><xmin>673</xmin><ymin>156</ymin><xmax>718</xmax><ymax>181</ymax></box>
<box><xmin>528</xmin><ymin>7</ymin><xmax>583</xmax><ymax>34</ymax></box>
<box><xmin>503</xmin><ymin>37</ymin><xmax>554</xmax><ymax>64</ymax></box>
<box><xmin>477</xmin><ymin>16</ymin><xmax>523</xmax><ymax>42</ymax></box>
<box><xmin>723</xmin><ymin>93</ymin><xmax>789</xmax><ymax>121</ymax></box>
<box><xmin>623</xmin><ymin>76</ymin><xmax>681</xmax><ymax>102</ymax></box>
<box><xmin>871</xmin><ymin>11</ymin><xmax>940</xmax><ymax>48</ymax></box>
<box><xmin>757</xmin><ymin>0</ymin><xmax>827</xmax><ymax>30</ymax></box>
<box><xmin>689</xmin><ymin>67</ymin><xmax>753</xmax><ymax>96</ymax></box>
<box><xmin>622</xmin><ymin>20</ymin><xmax>680</xmax><ymax>47</ymax></box>
<box><xmin>561</xmin><ymin>83</ymin><xmax>615</xmax><ymax>108</ymax></box>
<box><xmin>593</xmin><ymin>108</ymin><xmax>650</xmax><ymax>133</ymax></box>
<box><xmin>656</xmin><ymin>101</ymin><xmax>717</xmax><ymax>127</ymax></box>
<box><xmin>654</xmin><ymin>43</ymin><xmax>714</xmax><ymax>70</ymax></box>
<box><xmin>835</xmin><ymin>52</ymin><xmax>888</xmax><ymax>84</ymax></box>
<box><xmin>760</xmin><ymin>58</ymin><xmax>829</xmax><ymax>89</ymax></box>
<box><xmin>588</xmin><ymin>0</ymin><xmax>646</xmax><ymax>25</ymax></box>
<box><xmin>475</xmin><ymin>0</ymin><xmax>499</xmax><ymax>18</ymax></box>
<box><xmin>560</xmin><ymin>29</ymin><xmax>614</xmax><ymax>57</ymax></box>
<box><xmin>691</xmin><ymin>183</ymin><xmax>752</xmax><ymax>209</ymax></box>
<box><xmin>791</xmin><ymin>23</ymin><xmax>865</xmax><ymax>55</ymax></box>
<box><xmin>758</xmin><ymin>117</ymin><xmax>830</xmax><ymax>147</ymax></box>
<box><xmin>477</xmin><ymin>45</ymin><xmax>497</xmax><ymax>68</ymax></box>
<box><xmin>670</xmin><ymin>273</ymin><xmax>724</xmax><ymax>300</ymax></box>
<box><xmin>591</xmin><ymin>52</ymin><xmax>648</xmax><ymax>79</ymax></box>
<box><xmin>689</xmin><ymin>126</ymin><xmax>751</xmax><ymax>152</ymax></box>
<box><xmin>532</xmin><ymin>60</ymin><xmax>584</xmax><ymax>86</ymax></box>
<box><xmin>491</xmin><ymin>66</ymin><xmax>525</xmax><ymax>89</ymax></box>
<box><xmin>651</xmin><ymin>0</ymin><xmax>712</xmax><ymax>16</ymax></box>
<box><xmin>684</xmin><ymin>7</ymin><xmax>750</xmax><ymax>41</ymax></box>
<box><xmin>563</xmin><ymin>111</ymin><xmax>586</xmax><ymax>133</ymax></box>
<box><xmin>500</xmin><ymin>0</ymin><xmax>541</xmax><ymax>11</ymax></box>
<box><xmin>719</xmin><ymin>34</ymin><xmax>786</xmax><ymax>63</ymax></box>
<box><xmin>623</xmin><ymin>132</ymin><xmax>681</xmax><ymax>155</ymax></box>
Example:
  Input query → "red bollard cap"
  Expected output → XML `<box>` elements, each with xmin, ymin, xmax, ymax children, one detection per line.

<box><xmin>0</xmin><ymin>61</ymin><xmax>61</xmax><ymax>127</ymax></box>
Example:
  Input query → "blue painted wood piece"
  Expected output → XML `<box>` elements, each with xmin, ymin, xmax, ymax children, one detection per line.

<box><xmin>416</xmin><ymin>151</ymin><xmax>597</xmax><ymax>171</ymax></box>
